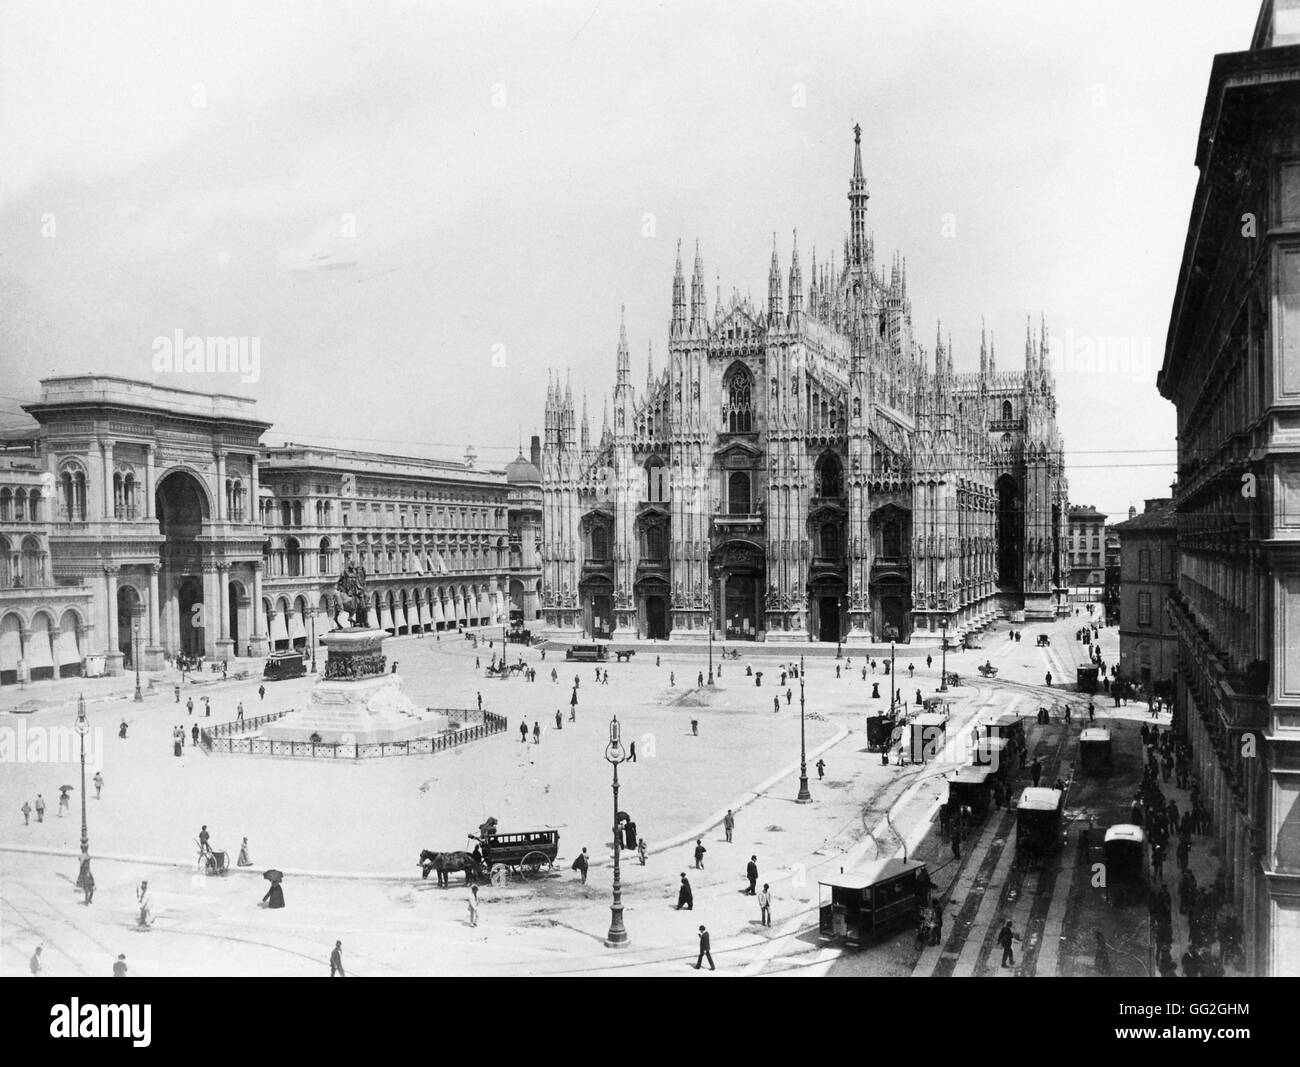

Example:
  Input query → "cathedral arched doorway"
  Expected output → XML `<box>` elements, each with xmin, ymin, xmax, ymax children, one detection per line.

<box><xmin>637</xmin><ymin>577</ymin><xmax>670</xmax><ymax>640</ymax></box>
<box><xmin>996</xmin><ymin>474</ymin><xmax>1023</xmax><ymax>590</ymax></box>
<box><xmin>712</xmin><ymin>541</ymin><xmax>764</xmax><ymax>641</ymax></box>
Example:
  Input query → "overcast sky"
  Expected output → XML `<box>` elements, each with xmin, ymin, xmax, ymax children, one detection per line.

<box><xmin>0</xmin><ymin>0</ymin><xmax>1263</xmax><ymax>519</ymax></box>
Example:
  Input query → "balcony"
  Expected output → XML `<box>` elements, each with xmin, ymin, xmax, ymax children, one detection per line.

<box><xmin>113</xmin><ymin>505</ymin><xmax>139</xmax><ymax>520</ymax></box>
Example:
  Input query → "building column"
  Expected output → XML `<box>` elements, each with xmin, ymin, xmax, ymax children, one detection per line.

<box><xmin>144</xmin><ymin>562</ymin><xmax>164</xmax><ymax>669</ymax></box>
<box><xmin>250</xmin><ymin>562</ymin><xmax>268</xmax><ymax>656</ymax></box>
<box><xmin>143</xmin><ymin>443</ymin><xmax>155</xmax><ymax>521</ymax></box>
<box><xmin>215</xmin><ymin>451</ymin><xmax>227</xmax><ymax>522</ymax></box>
<box><xmin>104</xmin><ymin>565</ymin><xmax>124</xmax><ymax>675</ymax></box>
<box><xmin>214</xmin><ymin>562</ymin><xmax>234</xmax><ymax>659</ymax></box>
<box><xmin>101</xmin><ymin>440</ymin><xmax>114</xmax><ymax>520</ymax></box>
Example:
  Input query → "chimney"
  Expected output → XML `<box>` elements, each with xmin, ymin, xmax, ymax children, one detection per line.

<box><xmin>464</xmin><ymin>444</ymin><xmax>477</xmax><ymax>469</ymax></box>
<box><xmin>530</xmin><ymin>435</ymin><xmax>541</xmax><ymax>469</ymax></box>
<box><xmin>1128</xmin><ymin>505</ymin><xmax>1136</xmax><ymax>521</ymax></box>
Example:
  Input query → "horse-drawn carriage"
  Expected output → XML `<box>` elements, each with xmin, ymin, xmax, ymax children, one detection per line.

<box><xmin>977</xmin><ymin>661</ymin><xmax>999</xmax><ymax>678</ymax></box>
<box><xmin>419</xmin><ymin>820</ymin><xmax>560</xmax><ymax>887</ymax></box>
<box><xmin>485</xmin><ymin>660</ymin><xmax>526</xmax><ymax>679</ymax></box>
<box><xmin>613</xmin><ymin>649</ymin><xmax>636</xmax><ymax>663</ymax></box>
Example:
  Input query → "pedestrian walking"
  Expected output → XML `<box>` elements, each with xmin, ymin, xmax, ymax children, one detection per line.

<box><xmin>670</xmin><ymin>672</ymin><xmax>675</xmax><ymax>687</ymax></box>
<box><xmin>908</xmin><ymin>663</ymin><xmax>914</xmax><ymax>678</ymax></box>
<box><xmin>997</xmin><ymin>921</ymin><xmax>1020</xmax><ymax>968</ymax></box>
<box><xmin>926</xmin><ymin>655</ymin><xmax>932</xmax><ymax>669</ymax></box>
<box><xmin>1088</xmin><ymin>701</ymin><xmax>1095</xmax><ymax>723</ymax></box>
<box><xmin>698</xmin><ymin>671</ymin><xmax>705</xmax><ymax>688</ymax></box>
<box><xmin>21</xmin><ymin>801</ymin><xmax>31</xmax><ymax>825</ymax></box>
<box><xmin>691</xmin><ymin>719</ymin><xmax>698</xmax><ymax>736</ymax></box>
<box><xmin>786</xmin><ymin>688</ymin><xmax>792</xmax><ymax>705</ymax></box>
<box><xmin>477</xmin><ymin>691</ymin><xmax>483</xmax><ymax>712</ymax></box>
<box><xmin>34</xmin><ymin>795</ymin><xmax>44</xmax><ymax>822</ymax></box>
<box><xmin>329</xmin><ymin>940</ymin><xmax>345</xmax><ymax>977</ymax></box>
<box><xmin>532</xmin><ymin>721</ymin><xmax>540</xmax><ymax>744</ymax></box>
<box><xmin>81</xmin><ymin>865</ymin><xmax>94</xmax><ymax>905</ymax></box>
<box><xmin>187</xmin><ymin>698</ymin><xmax>194</xmax><ymax>716</ymax></box>
<box><xmin>758</xmin><ymin>883</ymin><xmax>772</xmax><ymax>927</ymax></box>
<box><xmin>238</xmin><ymin>837</ymin><xmax>252</xmax><ymax>866</ymax></box>
<box><xmin>519</xmin><ymin>720</ymin><xmax>528</xmax><ymax>742</ymax></box>
<box><xmin>676</xmin><ymin>873</ymin><xmax>693</xmax><ymax>910</ymax></box>
<box><xmin>816</xmin><ymin>758</ymin><xmax>826</xmax><ymax>779</ymax></box>
<box><xmin>1176</xmin><ymin>836</ymin><xmax>1190</xmax><ymax>874</ymax></box>
<box><xmin>204</xmin><ymin>697</ymin><xmax>211</xmax><ymax>717</ymax></box>
<box><xmin>1045</xmin><ymin>671</ymin><xmax>1052</xmax><ymax>687</ymax></box>
<box><xmin>628</xmin><ymin>740</ymin><xmax>637</xmax><ymax>761</ymax></box>
<box><xmin>746</xmin><ymin>855</ymin><xmax>759</xmax><ymax>895</ymax></box>
<box><xmin>137</xmin><ymin>880</ymin><xmax>152</xmax><ymax>928</ymax></box>
<box><xmin>30</xmin><ymin>945</ymin><xmax>42</xmax><ymax>975</ymax></box>
<box><xmin>1152</xmin><ymin>841</ymin><xmax>1165</xmax><ymax>882</ymax></box>
<box><xmin>637</xmin><ymin>838</ymin><xmax>647</xmax><ymax>866</ymax></box>
<box><xmin>258</xmin><ymin>684</ymin><xmax>265</xmax><ymax>701</ymax></box>
<box><xmin>695</xmin><ymin>925</ymin><xmax>715</xmax><ymax>970</ymax></box>
<box><xmin>191</xmin><ymin>723</ymin><xmax>199</xmax><ymax>746</ymax></box>
<box><xmin>572</xmin><ymin>847</ymin><xmax>589</xmax><ymax>884</ymax></box>
<box><xmin>236</xmin><ymin>702</ymin><xmax>244</xmax><ymax>723</ymax></box>
<box><xmin>694</xmin><ymin>838</ymin><xmax>707</xmax><ymax>869</ymax></box>
<box><xmin>467</xmin><ymin>884</ymin><xmax>479</xmax><ymax>927</ymax></box>
<box><xmin>773</xmin><ymin>695</ymin><xmax>780</xmax><ymax>713</ymax></box>
<box><xmin>1030</xmin><ymin>757</ymin><xmax>1042</xmax><ymax>788</ymax></box>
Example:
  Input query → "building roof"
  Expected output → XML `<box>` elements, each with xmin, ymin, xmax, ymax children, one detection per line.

<box><xmin>1112</xmin><ymin>498</ymin><xmax>1177</xmax><ymax>533</ymax></box>
<box><xmin>1067</xmin><ymin>504</ymin><xmax>1106</xmax><ymax>521</ymax></box>
<box><xmin>505</xmin><ymin>451</ymin><xmax>541</xmax><ymax>485</ymax></box>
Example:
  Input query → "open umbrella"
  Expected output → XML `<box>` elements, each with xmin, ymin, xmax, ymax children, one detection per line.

<box><xmin>59</xmin><ymin>785</ymin><xmax>73</xmax><ymax>795</ymax></box>
<box><xmin>263</xmin><ymin>869</ymin><xmax>284</xmax><ymax>884</ymax></box>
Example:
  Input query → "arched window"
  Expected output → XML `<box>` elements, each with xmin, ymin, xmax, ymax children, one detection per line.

<box><xmin>280</xmin><ymin>501</ymin><xmax>292</xmax><ymax>527</ymax></box>
<box><xmin>724</xmin><ymin>366</ymin><xmax>753</xmax><ymax>433</ymax></box>
<box><xmin>292</xmin><ymin>500</ymin><xmax>303</xmax><ymax>527</ymax></box>
<box><xmin>643</xmin><ymin>521</ymin><xmax>667</xmax><ymax>561</ymax></box>
<box><xmin>645</xmin><ymin>459</ymin><xmax>668</xmax><ymax>502</ymax></box>
<box><xmin>13</xmin><ymin>489</ymin><xmax>26</xmax><ymax>522</ymax></box>
<box><xmin>820</xmin><ymin>523</ymin><xmax>839</xmax><ymax>558</ymax></box>
<box><xmin>815</xmin><ymin>452</ymin><xmax>843</xmax><ymax>498</ymax></box>
<box><xmin>883</xmin><ymin>520</ymin><xmax>902</xmax><ymax>558</ymax></box>
<box><xmin>318</xmin><ymin>537</ymin><xmax>332</xmax><ymax>575</ymax></box>
<box><xmin>285</xmin><ymin>537</ymin><xmax>302</xmax><ymax>577</ymax></box>
<box><xmin>28</xmin><ymin>490</ymin><xmax>41</xmax><ymax>522</ymax></box>
<box><xmin>728</xmin><ymin>471</ymin><xmax>750</xmax><ymax>515</ymax></box>
<box><xmin>1002</xmin><ymin>399</ymin><xmax>1013</xmax><ymax>422</ymax></box>
<box><xmin>590</xmin><ymin>526</ymin><xmax>608</xmax><ymax>561</ymax></box>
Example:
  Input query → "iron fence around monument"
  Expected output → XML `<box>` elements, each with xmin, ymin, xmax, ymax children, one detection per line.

<box><xmin>198</xmin><ymin>707</ymin><xmax>507</xmax><ymax>758</ymax></box>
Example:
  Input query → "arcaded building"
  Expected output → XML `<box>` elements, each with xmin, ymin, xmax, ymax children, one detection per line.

<box><xmin>540</xmin><ymin>128</ymin><xmax>1069</xmax><ymax>645</ymax></box>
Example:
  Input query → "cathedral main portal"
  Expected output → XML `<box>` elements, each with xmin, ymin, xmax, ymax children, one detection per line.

<box><xmin>712</xmin><ymin>541</ymin><xmax>765</xmax><ymax>642</ymax></box>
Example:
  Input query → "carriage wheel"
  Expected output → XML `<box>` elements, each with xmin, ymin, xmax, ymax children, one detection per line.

<box><xmin>519</xmin><ymin>852</ymin><xmax>552</xmax><ymax>879</ymax></box>
<box><xmin>489</xmin><ymin>863</ymin><xmax>509</xmax><ymax>887</ymax></box>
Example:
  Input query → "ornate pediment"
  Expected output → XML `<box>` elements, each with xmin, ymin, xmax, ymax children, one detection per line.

<box><xmin>716</xmin><ymin>440</ymin><xmax>762</xmax><ymax>464</ymax></box>
<box><xmin>712</xmin><ymin>307</ymin><xmax>763</xmax><ymax>341</ymax></box>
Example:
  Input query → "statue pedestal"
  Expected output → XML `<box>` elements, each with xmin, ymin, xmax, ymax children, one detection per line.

<box><xmin>261</xmin><ymin>628</ymin><xmax>450</xmax><ymax>745</ymax></box>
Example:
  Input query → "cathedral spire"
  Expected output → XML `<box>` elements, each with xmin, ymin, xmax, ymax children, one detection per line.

<box><xmin>788</xmin><ymin>229</ymin><xmax>803</xmax><ymax>321</ymax></box>
<box><xmin>990</xmin><ymin>330</ymin><xmax>996</xmax><ymax>376</ymax></box>
<box><xmin>671</xmin><ymin>239</ymin><xmax>686</xmax><ymax>338</ymax></box>
<box><xmin>1025</xmin><ymin>313</ymin><xmax>1035</xmax><ymax>376</ymax></box>
<box><xmin>980</xmin><ymin>317</ymin><xmax>988</xmax><ymax>378</ymax></box>
<box><xmin>616</xmin><ymin>306</ymin><xmax>630</xmax><ymax>388</ymax></box>
<box><xmin>581</xmin><ymin>392</ymin><xmax>590</xmax><ymax>452</ymax></box>
<box><xmin>690</xmin><ymin>240</ymin><xmax>707</xmax><ymax>334</ymax></box>
<box><xmin>646</xmin><ymin>338</ymin><xmax>654</xmax><ymax>393</ymax></box>
<box><xmin>849</xmin><ymin>123</ymin><xmax>869</xmax><ymax>268</ymax></box>
<box><xmin>768</xmin><ymin>232</ymin><xmax>783</xmax><ymax>322</ymax></box>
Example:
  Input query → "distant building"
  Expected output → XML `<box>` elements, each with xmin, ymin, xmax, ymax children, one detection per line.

<box><xmin>1113</xmin><ymin>499</ymin><xmax>1177</xmax><ymax>689</ymax></box>
<box><xmin>1102</xmin><ymin>521</ymin><xmax>1122</xmax><ymax>624</ymax></box>
<box><xmin>1157</xmin><ymin>0</ymin><xmax>1300</xmax><ymax>975</ymax></box>
<box><xmin>1066</xmin><ymin>504</ymin><xmax>1106</xmax><ymax>587</ymax></box>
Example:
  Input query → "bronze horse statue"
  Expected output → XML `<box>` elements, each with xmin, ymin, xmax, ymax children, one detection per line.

<box><xmin>419</xmin><ymin>849</ymin><xmax>481</xmax><ymax>887</ymax></box>
<box><xmin>333</xmin><ymin>562</ymin><xmax>370</xmax><ymax>629</ymax></box>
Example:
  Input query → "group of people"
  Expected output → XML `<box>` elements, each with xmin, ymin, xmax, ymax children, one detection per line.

<box><xmin>20</xmin><ymin>774</ymin><xmax>103</xmax><ymax>827</ymax></box>
<box><xmin>171</xmin><ymin>723</ymin><xmax>200</xmax><ymax>756</ymax></box>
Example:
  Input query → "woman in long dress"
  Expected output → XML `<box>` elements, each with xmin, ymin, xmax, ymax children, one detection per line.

<box><xmin>467</xmin><ymin>885</ymin><xmax>479</xmax><ymax>928</ymax></box>
<box><xmin>237</xmin><ymin>838</ymin><xmax>252</xmax><ymax>866</ymax></box>
<box><xmin>261</xmin><ymin>882</ymin><xmax>285</xmax><ymax>909</ymax></box>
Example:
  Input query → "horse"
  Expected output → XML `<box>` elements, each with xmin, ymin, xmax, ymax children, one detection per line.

<box><xmin>419</xmin><ymin>849</ymin><xmax>480</xmax><ymax>887</ymax></box>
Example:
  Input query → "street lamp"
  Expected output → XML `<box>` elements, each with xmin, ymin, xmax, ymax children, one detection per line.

<box><xmin>797</xmin><ymin>655</ymin><xmax>811</xmax><ymax>802</ymax></box>
<box><xmin>310</xmin><ymin>610</ymin><xmax>318</xmax><ymax>673</ymax></box>
<box><xmin>604</xmin><ymin>716</ymin><xmax>630</xmax><ymax>947</ymax></box>
<box><xmin>132</xmin><ymin>621</ymin><xmax>142</xmax><ymax>702</ymax></box>
<box><xmin>835</xmin><ymin>596</ymin><xmax>843</xmax><ymax>658</ymax></box>
<box><xmin>74</xmin><ymin>695</ymin><xmax>92</xmax><ymax>892</ymax></box>
<box><xmin>890</xmin><ymin>639</ymin><xmax>897</xmax><ymax>713</ymax></box>
<box><xmin>939</xmin><ymin>619</ymin><xmax>949</xmax><ymax>693</ymax></box>
<box><xmin>707</xmin><ymin>580</ymin><xmax>715</xmax><ymax>687</ymax></box>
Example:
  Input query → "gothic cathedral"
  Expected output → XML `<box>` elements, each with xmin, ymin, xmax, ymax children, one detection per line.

<box><xmin>540</xmin><ymin>127</ymin><xmax>1069</xmax><ymax>645</ymax></box>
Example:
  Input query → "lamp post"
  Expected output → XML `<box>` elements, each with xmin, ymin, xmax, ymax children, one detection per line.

<box><xmin>604</xmin><ymin>716</ymin><xmax>630</xmax><ymax>947</ymax></box>
<box><xmin>835</xmin><ymin>596</ymin><xmax>843</xmax><ymax>658</ymax></box>
<box><xmin>797</xmin><ymin>655</ymin><xmax>811</xmax><ymax>802</ymax></box>
<box><xmin>310</xmin><ymin>610</ymin><xmax>318</xmax><ymax>673</ymax></box>
<box><xmin>889</xmin><ymin>639</ymin><xmax>897</xmax><ymax>713</ymax></box>
<box><xmin>74</xmin><ymin>695</ymin><xmax>92</xmax><ymax>892</ymax></box>
<box><xmin>132</xmin><ymin>620</ymin><xmax>142</xmax><ymax>702</ymax></box>
<box><xmin>707</xmin><ymin>578</ymin><xmax>715</xmax><ymax>687</ymax></box>
<box><xmin>939</xmin><ymin>619</ymin><xmax>949</xmax><ymax>693</ymax></box>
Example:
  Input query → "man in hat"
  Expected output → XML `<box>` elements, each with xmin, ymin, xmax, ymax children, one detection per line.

<box><xmin>676</xmin><ymin>873</ymin><xmax>693</xmax><ymax>910</ymax></box>
<box><xmin>93</xmin><ymin>771</ymin><xmax>103</xmax><ymax>799</ymax></box>
<box><xmin>113</xmin><ymin>954</ymin><xmax>128</xmax><ymax>977</ymax></box>
<box><xmin>695</xmin><ymin>925</ymin><xmax>715</xmax><ymax>970</ymax></box>
<box><xmin>34</xmin><ymin>794</ymin><xmax>45</xmax><ymax>822</ymax></box>
<box><xmin>21</xmin><ymin>800</ymin><xmax>31</xmax><ymax>825</ymax></box>
<box><xmin>330</xmin><ymin>940</ymin><xmax>345</xmax><ymax>977</ymax></box>
<box><xmin>723</xmin><ymin>810</ymin><xmax>734</xmax><ymax>844</ymax></box>
<box><xmin>746</xmin><ymin>855</ymin><xmax>759</xmax><ymax>895</ymax></box>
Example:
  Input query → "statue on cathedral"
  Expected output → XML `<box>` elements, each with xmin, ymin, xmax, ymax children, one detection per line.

<box><xmin>333</xmin><ymin>561</ymin><xmax>369</xmax><ymax>629</ymax></box>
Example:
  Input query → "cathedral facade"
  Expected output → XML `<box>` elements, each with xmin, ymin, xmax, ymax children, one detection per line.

<box><xmin>540</xmin><ymin>128</ymin><xmax>1069</xmax><ymax>645</ymax></box>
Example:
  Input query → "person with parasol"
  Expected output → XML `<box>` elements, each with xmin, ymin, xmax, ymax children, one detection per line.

<box><xmin>261</xmin><ymin>870</ymin><xmax>285</xmax><ymax>909</ymax></box>
<box><xmin>58</xmin><ymin>786</ymin><xmax>72</xmax><ymax>817</ymax></box>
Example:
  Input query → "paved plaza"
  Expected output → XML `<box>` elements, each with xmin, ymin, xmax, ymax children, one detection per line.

<box><xmin>0</xmin><ymin>606</ymin><xmax>1199</xmax><ymax>977</ymax></box>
